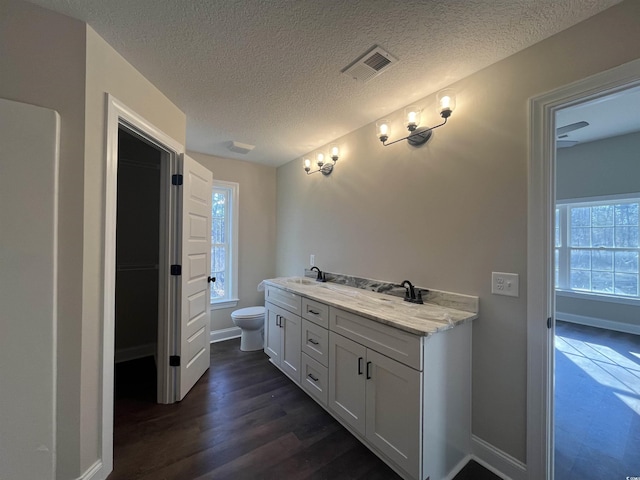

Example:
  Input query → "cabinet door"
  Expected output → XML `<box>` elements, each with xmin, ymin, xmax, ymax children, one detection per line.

<box><xmin>280</xmin><ymin>309</ymin><xmax>301</xmax><ymax>383</ymax></box>
<box><xmin>264</xmin><ymin>303</ymin><xmax>281</xmax><ymax>365</ymax></box>
<box><xmin>328</xmin><ymin>332</ymin><xmax>366</xmax><ymax>436</ymax></box>
<box><xmin>365</xmin><ymin>349</ymin><xmax>422</xmax><ymax>479</ymax></box>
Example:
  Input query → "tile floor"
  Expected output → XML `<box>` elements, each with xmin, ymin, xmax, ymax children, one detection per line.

<box><xmin>555</xmin><ymin>321</ymin><xmax>640</xmax><ymax>480</ymax></box>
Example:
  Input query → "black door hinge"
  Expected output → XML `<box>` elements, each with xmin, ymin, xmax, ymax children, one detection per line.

<box><xmin>171</xmin><ymin>264</ymin><xmax>182</xmax><ymax>276</ymax></box>
<box><xmin>169</xmin><ymin>355</ymin><xmax>180</xmax><ymax>367</ymax></box>
<box><xmin>547</xmin><ymin>317</ymin><xmax>553</xmax><ymax>329</ymax></box>
<box><xmin>172</xmin><ymin>174</ymin><xmax>183</xmax><ymax>186</ymax></box>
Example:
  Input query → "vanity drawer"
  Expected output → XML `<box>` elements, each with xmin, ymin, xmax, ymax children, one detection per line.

<box><xmin>301</xmin><ymin>319</ymin><xmax>329</xmax><ymax>367</ymax></box>
<box><xmin>265</xmin><ymin>285</ymin><xmax>302</xmax><ymax>315</ymax></box>
<box><xmin>302</xmin><ymin>297</ymin><xmax>329</xmax><ymax>328</ymax></box>
<box><xmin>329</xmin><ymin>307</ymin><xmax>422</xmax><ymax>370</ymax></box>
<box><xmin>300</xmin><ymin>353</ymin><xmax>328</xmax><ymax>406</ymax></box>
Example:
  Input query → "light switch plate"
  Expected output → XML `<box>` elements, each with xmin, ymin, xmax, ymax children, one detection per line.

<box><xmin>310</xmin><ymin>254</ymin><xmax>315</xmax><ymax>266</ymax></box>
<box><xmin>492</xmin><ymin>272</ymin><xmax>519</xmax><ymax>297</ymax></box>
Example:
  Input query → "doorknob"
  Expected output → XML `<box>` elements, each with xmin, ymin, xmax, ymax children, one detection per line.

<box><xmin>207</xmin><ymin>276</ymin><xmax>216</xmax><ymax>283</ymax></box>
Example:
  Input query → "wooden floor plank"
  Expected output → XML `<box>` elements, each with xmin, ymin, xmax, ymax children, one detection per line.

<box><xmin>109</xmin><ymin>338</ymin><xmax>495</xmax><ymax>480</ymax></box>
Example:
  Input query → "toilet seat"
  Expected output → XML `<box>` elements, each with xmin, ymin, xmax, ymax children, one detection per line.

<box><xmin>231</xmin><ymin>306</ymin><xmax>265</xmax><ymax>319</ymax></box>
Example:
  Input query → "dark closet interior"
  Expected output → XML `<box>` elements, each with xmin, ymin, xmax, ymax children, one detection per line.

<box><xmin>114</xmin><ymin>128</ymin><xmax>162</xmax><ymax>402</ymax></box>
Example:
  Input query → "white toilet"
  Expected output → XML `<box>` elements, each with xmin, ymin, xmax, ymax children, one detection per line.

<box><xmin>231</xmin><ymin>306</ymin><xmax>265</xmax><ymax>351</ymax></box>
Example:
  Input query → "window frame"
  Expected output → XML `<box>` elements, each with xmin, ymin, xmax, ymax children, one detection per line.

<box><xmin>555</xmin><ymin>192</ymin><xmax>640</xmax><ymax>304</ymax></box>
<box><xmin>210</xmin><ymin>180</ymin><xmax>239</xmax><ymax>309</ymax></box>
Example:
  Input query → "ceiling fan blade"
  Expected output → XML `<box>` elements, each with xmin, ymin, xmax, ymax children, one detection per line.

<box><xmin>556</xmin><ymin>121</ymin><xmax>589</xmax><ymax>136</ymax></box>
<box><xmin>557</xmin><ymin>140</ymin><xmax>579</xmax><ymax>148</ymax></box>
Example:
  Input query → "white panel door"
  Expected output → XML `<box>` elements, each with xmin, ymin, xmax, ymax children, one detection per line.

<box><xmin>264</xmin><ymin>303</ymin><xmax>281</xmax><ymax>363</ymax></box>
<box><xmin>0</xmin><ymin>98</ymin><xmax>59</xmax><ymax>480</ymax></box>
<box><xmin>328</xmin><ymin>332</ymin><xmax>366</xmax><ymax>436</ymax></box>
<box><xmin>178</xmin><ymin>154</ymin><xmax>212</xmax><ymax>400</ymax></box>
<box><xmin>280</xmin><ymin>309</ymin><xmax>301</xmax><ymax>383</ymax></box>
<box><xmin>365</xmin><ymin>349</ymin><xmax>421</xmax><ymax>479</ymax></box>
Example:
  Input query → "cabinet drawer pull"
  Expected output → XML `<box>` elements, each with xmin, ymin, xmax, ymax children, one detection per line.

<box><xmin>358</xmin><ymin>357</ymin><xmax>363</xmax><ymax>375</ymax></box>
<box><xmin>308</xmin><ymin>338</ymin><xmax>319</xmax><ymax>345</ymax></box>
<box><xmin>366</xmin><ymin>361</ymin><xmax>372</xmax><ymax>380</ymax></box>
<box><xmin>308</xmin><ymin>309</ymin><xmax>320</xmax><ymax>315</ymax></box>
<box><xmin>308</xmin><ymin>373</ymin><xmax>319</xmax><ymax>382</ymax></box>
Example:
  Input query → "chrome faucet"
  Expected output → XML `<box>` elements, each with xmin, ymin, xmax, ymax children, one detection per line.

<box><xmin>401</xmin><ymin>280</ymin><xmax>423</xmax><ymax>304</ymax></box>
<box><xmin>310</xmin><ymin>266</ymin><xmax>326</xmax><ymax>282</ymax></box>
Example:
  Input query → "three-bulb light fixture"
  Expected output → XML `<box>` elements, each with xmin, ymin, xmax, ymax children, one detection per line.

<box><xmin>376</xmin><ymin>89</ymin><xmax>456</xmax><ymax>147</ymax></box>
<box><xmin>302</xmin><ymin>90</ymin><xmax>456</xmax><ymax>175</ymax></box>
<box><xmin>304</xmin><ymin>144</ymin><xmax>339</xmax><ymax>176</ymax></box>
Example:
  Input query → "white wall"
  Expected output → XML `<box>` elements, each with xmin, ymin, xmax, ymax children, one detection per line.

<box><xmin>275</xmin><ymin>0</ymin><xmax>640</xmax><ymax>463</ymax></box>
<box><xmin>0</xmin><ymin>98</ymin><xmax>59</xmax><ymax>480</ymax></box>
<box><xmin>188</xmin><ymin>151</ymin><xmax>277</xmax><ymax>332</ymax></box>
<box><xmin>556</xmin><ymin>131</ymin><xmax>640</xmax><ymax>332</ymax></box>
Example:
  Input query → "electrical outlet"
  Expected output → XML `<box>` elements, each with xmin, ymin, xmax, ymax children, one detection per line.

<box><xmin>492</xmin><ymin>272</ymin><xmax>519</xmax><ymax>297</ymax></box>
<box><xmin>310</xmin><ymin>254</ymin><xmax>315</xmax><ymax>266</ymax></box>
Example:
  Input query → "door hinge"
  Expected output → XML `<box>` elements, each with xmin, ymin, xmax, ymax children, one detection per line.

<box><xmin>169</xmin><ymin>355</ymin><xmax>180</xmax><ymax>367</ymax></box>
<box><xmin>171</xmin><ymin>264</ymin><xmax>182</xmax><ymax>276</ymax></box>
<box><xmin>547</xmin><ymin>317</ymin><xmax>553</xmax><ymax>329</ymax></box>
<box><xmin>171</xmin><ymin>174</ymin><xmax>183</xmax><ymax>186</ymax></box>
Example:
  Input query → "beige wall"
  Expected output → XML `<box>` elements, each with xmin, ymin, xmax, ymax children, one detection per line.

<box><xmin>0</xmin><ymin>1</ymin><xmax>86</xmax><ymax>477</ymax></box>
<box><xmin>188</xmin><ymin>151</ymin><xmax>277</xmax><ymax>331</ymax></box>
<box><xmin>82</xmin><ymin>26</ymin><xmax>187</xmax><ymax>473</ymax></box>
<box><xmin>276</xmin><ymin>1</ymin><xmax>640</xmax><ymax>462</ymax></box>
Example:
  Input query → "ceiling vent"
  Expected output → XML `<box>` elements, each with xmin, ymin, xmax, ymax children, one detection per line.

<box><xmin>342</xmin><ymin>46</ymin><xmax>398</xmax><ymax>83</ymax></box>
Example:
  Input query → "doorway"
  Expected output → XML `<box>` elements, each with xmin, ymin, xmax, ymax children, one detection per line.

<box><xmin>553</xmin><ymin>88</ymin><xmax>640</xmax><ymax>479</ymax></box>
<box><xmin>527</xmin><ymin>58</ymin><xmax>640</xmax><ymax>480</ymax></box>
<box><xmin>101</xmin><ymin>95</ymin><xmax>213</xmax><ymax>477</ymax></box>
<box><xmin>114</xmin><ymin>127</ymin><xmax>163</xmax><ymax>404</ymax></box>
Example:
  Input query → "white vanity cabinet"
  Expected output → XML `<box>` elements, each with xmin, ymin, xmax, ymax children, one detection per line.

<box><xmin>264</xmin><ymin>282</ymin><xmax>473</xmax><ymax>480</ymax></box>
<box><xmin>264</xmin><ymin>286</ymin><xmax>302</xmax><ymax>383</ymax></box>
<box><xmin>328</xmin><ymin>325</ymin><xmax>421</xmax><ymax>479</ymax></box>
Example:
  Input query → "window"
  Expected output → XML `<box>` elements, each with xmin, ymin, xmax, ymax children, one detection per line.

<box><xmin>210</xmin><ymin>180</ymin><xmax>239</xmax><ymax>308</ymax></box>
<box><xmin>555</xmin><ymin>196</ymin><xmax>639</xmax><ymax>300</ymax></box>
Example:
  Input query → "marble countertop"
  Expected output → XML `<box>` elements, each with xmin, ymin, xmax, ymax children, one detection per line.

<box><xmin>263</xmin><ymin>276</ymin><xmax>478</xmax><ymax>336</ymax></box>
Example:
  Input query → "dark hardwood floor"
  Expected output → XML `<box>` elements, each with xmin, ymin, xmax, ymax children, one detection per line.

<box><xmin>110</xmin><ymin>339</ymin><xmax>500</xmax><ymax>480</ymax></box>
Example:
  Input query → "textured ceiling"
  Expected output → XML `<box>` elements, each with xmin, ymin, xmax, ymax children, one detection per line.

<box><xmin>556</xmin><ymin>84</ymin><xmax>640</xmax><ymax>146</ymax></box>
<box><xmin>27</xmin><ymin>0</ymin><xmax>622</xmax><ymax>166</ymax></box>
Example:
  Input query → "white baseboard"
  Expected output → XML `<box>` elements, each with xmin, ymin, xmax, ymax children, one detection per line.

<box><xmin>444</xmin><ymin>454</ymin><xmax>473</xmax><ymax>480</ymax></box>
<box><xmin>114</xmin><ymin>343</ymin><xmax>155</xmax><ymax>364</ymax></box>
<box><xmin>210</xmin><ymin>326</ymin><xmax>241</xmax><ymax>343</ymax></box>
<box><xmin>471</xmin><ymin>435</ymin><xmax>527</xmax><ymax>480</ymax></box>
<box><xmin>76</xmin><ymin>460</ymin><xmax>103</xmax><ymax>480</ymax></box>
<box><xmin>556</xmin><ymin>312</ymin><xmax>640</xmax><ymax>335</ymax></box>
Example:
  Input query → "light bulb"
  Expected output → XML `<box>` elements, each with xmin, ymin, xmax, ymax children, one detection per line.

<box><xmin>316</xmin><ymin>152</ymin><xmax>324</xmax><ymax>167</ymax></box>
<box><xmin>376</xmin><ymin>120</ymin><xmax>390</xmax><ymax>142</ymax></box>
<box><xmin>405</xmin><ymin>106</ymin><xmax>420</xmax><ymax>131</ymax></box>
<box><xmin>437</xmin><ymin>89</ymin><xmax>456</xmax><ymax>119</ymax></box>
<box><xmin>330</xmin><ymin>144</ymin><xmax>339</xmax><ymax>160</ymax></box>
<box><xmin>304</xmin><ymin>158</ymin><xmax>311</xmax><ymax>169</ymax></box>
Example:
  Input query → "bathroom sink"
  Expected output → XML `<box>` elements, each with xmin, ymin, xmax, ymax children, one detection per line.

<box><xmin>284</xmin><ymin>277</ymin><xmax>317</xmax><ymax>286</ymax></box>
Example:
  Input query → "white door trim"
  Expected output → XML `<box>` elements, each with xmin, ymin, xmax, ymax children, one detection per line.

<box><xmin>101</xmin><ymin>94</ymin><xmax>184</xmax><ymax>477</ymax></box>
<box><xmin>527</xmin><ymin>58</ymin><xmax>640</xmax><ymax>480</ymax></box>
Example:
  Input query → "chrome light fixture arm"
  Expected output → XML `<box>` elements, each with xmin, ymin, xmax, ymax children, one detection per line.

<box><xmin>380</xmin><ymin>116</ymin><xmax>448</xmax><ymax>147</ymax></box>
<box><xmin>303</xmin><ymin>147</ymin><xmax>339</xmax><ymax>176</ymax></box>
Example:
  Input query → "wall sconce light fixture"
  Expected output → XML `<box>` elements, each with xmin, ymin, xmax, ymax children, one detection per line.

<box><xmin>376</xmin><ymin>89</ymin><xmax>456</xmax><ymax>147</ymax></box>
<box><xmin>304</xmin><ymin>144</ymin><xmax>339</xmax><ymax>175</ymax></box>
